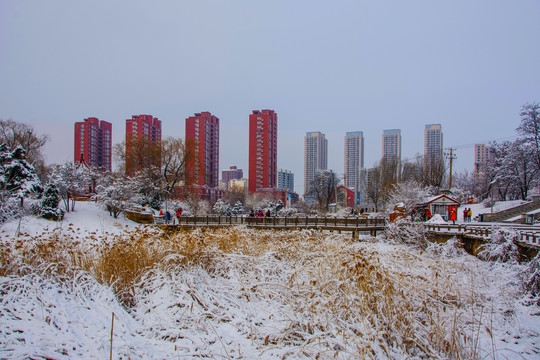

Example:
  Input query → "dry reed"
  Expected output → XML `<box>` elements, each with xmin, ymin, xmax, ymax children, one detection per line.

<box><xmin>0</xmin><ymin>225</ymin><xmax>502</xmax><ymax>358</ymax></box>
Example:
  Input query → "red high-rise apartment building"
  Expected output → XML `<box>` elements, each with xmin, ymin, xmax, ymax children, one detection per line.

<box><xmin>125</xmin><ymin>114</ymin><xmax>162</xmax><ymax>175</ymax></box>
<box><xmin>248</xmin><ymin>109</ymin><xmax>277</xmax><ymax>193</ymax></box>
<box><xmin>185</xmin><ymin>112</ymin><xmax>220</xmax><ymax>188</ymax></box>
<box><xmin>74</xmin><ymin>117</ymin><xmax>112</xmax><ymax>171</ymax></box>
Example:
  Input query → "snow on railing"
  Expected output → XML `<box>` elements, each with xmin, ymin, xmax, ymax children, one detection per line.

<box><xmin>424</xmin><ymin>224</ymin><xmax>540</xmax><ymax>247</ymax></box>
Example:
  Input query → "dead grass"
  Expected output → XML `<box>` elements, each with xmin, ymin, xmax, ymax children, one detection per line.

<box><xmin>0</xmin><ymin>225</ymin><xmax>498</xmax><ymax>358</ymax></box>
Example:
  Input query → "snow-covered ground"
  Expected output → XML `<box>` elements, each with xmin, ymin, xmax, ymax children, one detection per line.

<box><xmin>458</xmin><ymin>200</ymin><xmax>528</xmax><ymax>223</ymax></box>
<box><xmin>2</xmin><ymin>200</ymin><xmax>139</xmax><ymax>239</ymax></box>
<box><xmin>1</xmin><ymin>201</ymin><xmax>539</xmax><ymax>359</ymax></box>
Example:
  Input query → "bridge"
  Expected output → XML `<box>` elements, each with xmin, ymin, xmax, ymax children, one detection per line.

<box><xmin>424</xmin><ymin>223</ymin><xmax>540</xmax><ymax>247</ymax></box>
<box><xmin>424</xmin><ymin>223</ymin><xmax>540</xmax><ymax>259</ymax></box>
<box><xmin>157</xmin><ymin>215</ymin><xmax>540</xmax><ymax>251</ymax></box>
<box><xmin>158</xmin><ymin>215</ymin><xmax>386</xmax><ymax>237</ymax></box>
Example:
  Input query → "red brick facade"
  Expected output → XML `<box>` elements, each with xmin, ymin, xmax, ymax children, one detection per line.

<box><xmin>74</xmin><ymin>117</ymin><xmax>112</xmax><ymax>171</ymax></box>
<box><xmin>248</xmin><ymin>110</ymin><xmax>277</xmax><ymax>193</ymax></box>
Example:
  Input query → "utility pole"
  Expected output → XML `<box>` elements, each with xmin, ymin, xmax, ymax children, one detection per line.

<box><xmin>444</xmin><ymin>148</ymin><xmax>457</xmax><ymax>189</ymax></box>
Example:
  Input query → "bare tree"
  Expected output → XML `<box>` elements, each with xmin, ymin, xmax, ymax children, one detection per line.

<box><xmin>115</xmin><ymin>136</ymin><xmax>161</xmax><ymax>177</ymax></box>
<box><xmin>517</xmin><ymin>102</ymin><xmax>540</xmax><ymax>171</ymax></box>
<box><xmin>365</xmin><ymin>159</ymin><xmax>399</xmax><ymax>211</ymax></box>
<box><xmin>401</xmin><ymin>158</ymin><xmax>423</xmax><ymax>183</ymax></box>
<box><xmin>506</xmin><ymin>140</ymin><xmax>538</xmax><ymax>200</ymax></box>
<box><xmin>222</xmin><ymin>187</ymin><xmax>246</xmax><ymax>205</ymax></box>
<box><xmin>422</xmin><ymin>153</ymin><xmax>446</xmax><ymax>189</ymax></box>
<box><xmin>365</xmin><ymin>165</ymin><xmax>382</xmax><ymax>211</ymax></box>
<box><xmin>307</xmin><ymin>170</ymin><xmax>339</xmax><ymax>213</ymax></box>
<box><xmin>161</xmin><ymin>137</ymin><xmax>194</xmax><ymax>195</ymax></box>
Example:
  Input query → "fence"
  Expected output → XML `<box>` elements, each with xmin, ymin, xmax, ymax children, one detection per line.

<box><xmin>162</xmin><ymin>215</ymin><xmax>386</xmax><ymax>229</ymax></box>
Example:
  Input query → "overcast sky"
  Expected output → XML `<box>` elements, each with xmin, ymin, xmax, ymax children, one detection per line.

<box><xmin>1</xmin><ymin>0</ymin><xmax>539</xmax><ymax>195</ymax></box>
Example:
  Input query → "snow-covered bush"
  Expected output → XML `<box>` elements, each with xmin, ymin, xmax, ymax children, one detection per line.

<box><xmin>328</xmin><ymin>207</ymin><xmax>354</xmax><ymax>218</ymax></box>
<box><xmin>520</xmin><ymin>253</ymin><xmax>540</xmax><ymax>305</ymax></box>
<box><xmin>0</xmin><ymin>194</ymin><xmax>23</xmax><ymax>223</ymax></box>
<box><xmin>136</xmin><ymin>193</ymin><xmax>163</xmax><ymax>211</ymax></box>
<box><xmin>278</xmin><ymin>207</ymin><xmax>298</xmax><ymax>217</ymax></box>
<box><xmin>49</xmin><ymin>162</ymin><xmax>90</xmax><ymax>212</ymax></box>
<box><xmin>384</xmin><ymin>180</ymin><xmax>430</xmax><ymax>216</ymax></box>
<box><xmin>383</xmin><ymin>218</ymin><xmax>429</xmax><ymax>249</ymax></box>
<box><xmin>191</xmin><ymin>199</ymin><xmax>210</xmax><ymax>216</ymax></box>
<box><xmin>425</xmin><ymin>237</ymin><xmax>468</xmax><ymax>258</ymax></box>
<box><xmin>95</xmin><ymin>176</ymin><xmax>138</xmax><ymax>218</ymax></box>
<box><xmin>477</xmin><ymin>227</ymin><xmax>521</xmax><ymax>262</ymax></box>
<box><xmin>231</xmin><ymin>201</ymin><xmax>245</xmax><ymax>215</ymax></box>
<box><xmin>168</xmin><ymin>200</ymin><xmax>192</xmax><ymax>216</ymax></box>
<box><xmin>213</xmin><ymin>199</ymin><xmax>232</xmax><ymax>216</ymax></box>
<box><xmin>39</xmin><ymin>183</ymin><xmax>64</xmax><ymax>220</ymax></box>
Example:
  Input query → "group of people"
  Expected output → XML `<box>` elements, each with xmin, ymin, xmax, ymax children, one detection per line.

<box><xmin>462</xmin><ymin>208</ymin><xmax>473</xmax><ymax>222</ymax></box>
<box><xmin>157</xmin><ymin>207</ymin><xmax>183</xmax><ymax>224</ymax></box>
<box><xmin>249</xmin><ymin>209</ymin><xmax>271</xmax><ymax>218</ymax></box>
<box><xmin>350</xmin><ymin>208</ymin><xmax>366</xmax><ymax>216</ymax></box>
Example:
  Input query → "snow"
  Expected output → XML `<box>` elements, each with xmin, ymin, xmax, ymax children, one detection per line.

<box><xmin>458</xmin><ymin>200</ymin><xmax>529</xmax><ymax>222</ymax></box>
<box><xmin>1</xmin><ymin>200</ymin><xmax>139</xmax><ymax>239</ymax></box>
<box><xmin>426</xmin><ymin>214</ymin><xmax>446</xmax><ymax>224</ymax></box>
<box><xmin>506</xmin><ymin>208</ymin><xmax>540</xmax><ymax>222</ymax></box>
<box><xmin>1</xmin><ymin>202</ymin><xmax>539</xmax><ymax>359</ymax></box>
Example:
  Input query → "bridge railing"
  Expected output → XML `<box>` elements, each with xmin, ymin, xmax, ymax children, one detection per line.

<box><xmin>424</xmin><ymin>224</ymin><xmax>540</xmax><ymax>247</ymax></box>
<box><xmin>172</xmin><ymin>215</ymin><xmax>386</xmax><ymax>228</ymax></box>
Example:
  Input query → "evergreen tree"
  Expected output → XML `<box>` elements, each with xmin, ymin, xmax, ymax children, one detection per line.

<box><xmin>0</xmin><ymin>143</ymin><xmax>43</xmax><ymax>202</ymax></box>
<box><xmin>39</xmin><ymin>183</ymin><xmax>64</xmax><ymax>220</ymax></box>
<box><xmin>232</xmin><ymin>201</ymin><xmax>245</xmax><ymax>215</ymax></box>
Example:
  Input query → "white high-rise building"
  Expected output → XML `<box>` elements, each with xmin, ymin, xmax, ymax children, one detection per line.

<box><xmin>382</xmin><ymin>129</ymin><xmax>401</xmax><ymax>178</ymax></box>
<box><xmin>424</xmin><ymin>124</ymin><xmax>443</xmax><ymax>170</ymax></box>
<box><xmin>277</xmin><ymin>169</ymin><xmax>294</xmax><ymax>193</ymax></box>
<box><xmin>304</xmin><ymin>131</ymin><xmax>328</xmax><ymax>196</ymax></box>
<box><xmin>344</xmin><ymin>131</ymin><xmax>364</xmax><ymax>205</ymax></box>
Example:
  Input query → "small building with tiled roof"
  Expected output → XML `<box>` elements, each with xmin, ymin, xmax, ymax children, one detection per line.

<box><xmin>416</xmin><ymin>194</ymin><xmax>460</xmax><ymax>221</ymax></box>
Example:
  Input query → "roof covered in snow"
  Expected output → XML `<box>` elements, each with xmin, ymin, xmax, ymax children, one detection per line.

<box><xmin>417</xmin><ymin>194</ymin><xmax>459</xmax><ymax>206</ymax></box>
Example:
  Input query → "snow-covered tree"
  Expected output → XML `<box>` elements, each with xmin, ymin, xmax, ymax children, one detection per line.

<box><xmin>486</xmin><ymin>140</ymin><xmax>538</xmax><ymax>201</ymax></box>
<box><xmin>95</xmin><ymin>173</ymin><xmax>158</xmax><ymax>218</ymax></box>
<box><xmin>506</xmin><ymin>140</ymin><xmax>538</xmax><ymax>200</ymax></box>
<box><xmin>231</xmin><ymin>201</ymin><xmax>245</xmax><ymax>215</ymax></box>
<box><xmin>49</xmin><ymin>162</ymin><xmax>91</xmax><ymax>212</ymax></box>
<box><xmin>39</xmin><ymin>183</ymin><xmax>64</xmax><ymax>220</ymax></box>
<box><xmin>0</xmin><ymin>144</ymin><xmax>43</xmax><ymax>203</ymax></box>
<box><xmin>384</xmin><ymin>180</ymin><xmax>430</xmax><ymax>217</ymax></box>
<box><xmin>0</xmin><ymin>143</ymin><xmax>43</xmax><ymax>223</ymax></box>
<box><xmin>0</xmin><ymin>119</ymin><xmax>47</xmax><ymax>173</ymax></box>
<box><xmin>96</xmin><ymin>182</ymin><xmax>130</xmax><ymax>218</ymax></box>
<box><xmin>517</xmin><ymin>102</ymin><xmax>540</xmax><ymax>171</ymax></box>
<box><xmin>127</xmin><ymin>171</ymin><xmax>163</xmax><ymax>210</ymax></box>
<box><xmin>213</xmin><ymin>199</ymin><xmax>232</xmax><ymax>216</ymax></box>
<box><xmin>278</xmin><ymin>207</ymin><xmax>298</xmax><ymax>217</ymax></box>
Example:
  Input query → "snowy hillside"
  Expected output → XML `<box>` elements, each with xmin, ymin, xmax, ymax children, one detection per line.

<box><xmin>1</xmin><ymin>202</ymin><xmax>539</xmax><ymax>359</ymax></box>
